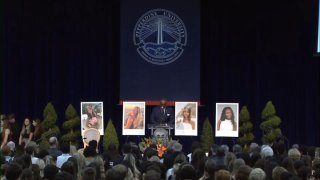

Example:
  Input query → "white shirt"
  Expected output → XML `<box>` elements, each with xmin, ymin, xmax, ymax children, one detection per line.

<box><xmin>220</xmin><ymin>120</ymin><xmax>233</xmax><ymax>131</ymax></box>
<box><xmin>176</xmin><ymin>122</ymin><xmax>192</xmax><ymax>130</ymax></box>
<box><xmin>56</xmin><ymin>154</ymin><xmax>71</xmax><ymax>168</ymax></box>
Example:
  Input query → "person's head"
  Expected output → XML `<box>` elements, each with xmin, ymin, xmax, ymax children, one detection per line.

<box><xmin>88</xmin><ymin>140</ymin><xmax>97</xmax><ymax>150</ymax></box>
<box><xmin>61</xmin><ymin>161</ymin><xmax>76</xmax><ymax>177</ymax></box>
<box><xmin>122</xmin><ymin>143</ymin><xmax>132</xmax><ymax>154</ymax></box>
<box><xmin>204</xmin><ymin>159</ymin><xmax>217</xmax><ymax>179</ymax></box>
<box><xmin>288</xmin><ymin>148</ymin><xmax>301</xmax><ymax>161</ymax></box>
<box><xmin>21</xmin><ymin>154</ymin><xmax>32</xmax><ymax>169</ymax></box>
<box><xmin>32</xmin><ymin>118</ymin><xmax>41</xmax><ymax>127</ymax></box>
<box><xmin>232</xmin><ymin>144</ymin><xmax>243</xmax><ymax>154</ymax></box>
<box><xmin>20</xmin><ymin>168</ymin><xmax>33</xmax><ymax>180</ymax></box>
<box><xmin>81</xmin><ymin>167</ymin><xmax>96</xmax><ymax>180</ymax></box>
<box><xmin>1</xmin><ymin>145</ymin><xmax>11</xmax><ymax>156</ymax></box>
<box><xmin>160</xmin><ymin>99</ymin><xmax>167</xmax><ymax>107</ymax></box>
<box><xmin>106</xmin><ymin>164</ymin><xmax>127</xmax><ymax>180</ymax></box>
<box><xmin>182</xmin><ymin>107</ymin><xmax>191</xmax><ymax>121</ymax></box>
<box><xmin>272</xmin><ymin>166</ymin><xmax>288</xmax><ymax>180</ymax></box>
<box><xmin>8</xmin><ymin>114</ymin><xmax>16</xmax><ymax>123</ymax></box>
<box><xmin>25</xmin><ymin>146</ymin><xmax>35</xmax><ymax>156</ymax></box>
<box><xmin>30</xmin><ymin>164</ymin><xmax>41</xmax><ymax>180</ymax></box>
<box><xmin>53</xmin><ymin>172</ymin><xmax>74</xmax><ymax>180</ymax></box>
<box><xmin>83</xmin><ymin>146</ymin><xmax>97</xmax><ymax>157</ymax></box>
<box><xmin>215</xmin><ymin>169</ymin><xmax>231</xmax><ymax>180</ymax></box>
<box><xmin>232</xmin><ymin>158</ymin><xmax>245</xmax><ymax>175</ymax></box>
<box><xmin>174</xmin><ymin>153</ymin><xmax>187</xmax><ymax>164</ymax></box>
<box><xmin>1</xmin><ymin>119</ymin><xmax>10</xmax><ymax>129</ymax></box>
<box><xmin>248</xmin><ymin>168</ymin><xmax>266</xmax><ymax>180</ymax></box>
<box><xmin>23</xmin><ymin>118</ymin><xmax>31</xmax><ymax>126</ymax></box>
<box><xmin>43</xmin><ymin>164</ymin><xmax>59</xmax><ymax>180</ymax></box>
<box><xmin>282</xmin><ymin>157</ymin><xmax>297</xmax><ymax>175</ymax></box>
<box><xmin>176</xmin><ymin>162</ymin><xmax>196</xmax><ymax>180</ymax></box>
<box><xmin>49</xmin><ymin>136</ymin><xmax>58</xmax><ymax>148</ymax></box>
<box><xmin>221</xmin><ymin>107</ymin><xmax>235</xmax><ymax>121</ymax></box>
<box><xmin>236</xmin><ymin>165</ymin><xmax>252</xmax><ymax>180</ymax></box>
<box><xmin>143</xmin><ymin>170</ymin><xmax>161</xmax><ymax>180</ymax></box>
<box><xmin>60</xmin><ymin>142</ymin><xmax>70</xmax><ymax>154</ymax></box>
<box><xmin>132</xmin><ymin>106</ymin><xmax>140</xmax><ymax>115</ymax></box>
<box><xmin>5</xmin><ymin>162</ymin><xmax>22</xmax><ymax>180</ymax></box>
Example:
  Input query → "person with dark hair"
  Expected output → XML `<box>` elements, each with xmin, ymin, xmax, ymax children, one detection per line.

<box><xmin>81</xmin><ymin>167</ymin><xmax>96</xmax><ymax>180</ymax></box>
<box><xmin>217</xmin><ymin>107</ymin><xmax>237</xmax><ymax>131</ymax></box>
<box><xmin>187</xmin><ymin>141</ymin><xmax>201</xmax><ymax>163</ymax></box>
<box><xmin>102</xmin><ymin>143</ymin><xmax>121</xmax><ymax>170</ymax></box>
<box><xmin>19</xmin><ymin>117</ymin><xmax>34</xmax><ymax>146</ymax></box>
<box><xmin>282</xmin><ymin>157</ymin><xmax>297</xmax><ymax>175</ymax></box>
<box><xmin>144</xmin><ymin>170</ymin><xmax>161</xmax><ymax>180</ymax></box>
<box><xmin>21</xmin><ymin>154</ymin><xmax>32</xmax><ymax>169</ymax></box>
<box><xmin>236</xmin><ymin>165</ymin><xmax>253</xmax><ymax>180</ymax></box>
<box><xmin>88</xmin><ymin>140</ymin><xmax>98</xmax><ymax>150</ymax></box>
<box><xmin>105</xmin><ymin>165</ymin><xmax>127</xmax><ymax>180</ymax></box>
<box><xmin>43</xmin><ymin>164</ymin><xmax>59</xmax><ymax>180</ymax></box>
<box><xmin>25</xmin><ymin>145</ymin><xmax>45</xmax><ymax>172</ymax></box>
<box><xmin>8</xmin><ymin>114</ymin><xmax>20</xmax><ymax>145</ymax></box>
<box><xmin>53</xmin><ymin>172</ymin><xmax>74</xmax><ymax>180</ymax></box>
<box><xmin>20</xmin><ymin>168</ymin><xmax>33</xmax><ymax>180</ymax></box>
<box><xmin>200</xmin><ymin>158</ymin><xmax>216</xmax><ymax>180</ymax></box>
<box><xmin>56</xmin><ymin>142</ymin><xmax>71</xmax><ymax>168</ymax></box>
<box><xmin>215</xmin><ymin>169</ymin><xmax>231</xmax><ymax>180</ymax></box>
<box><xmin>5</xmin><ymin>162</ymin><xmax>22</xmax><ymax>180</ymax></box>
<box><xmin>113</xmin><ymin>143</ymin><xmax>132</xmax><ymax>166</ymax></box>
<box><xmin>31</xmin><ymin>164</ymin><xmax>41</xmax><ymax>180</ymax></box>
<box><xmin>84</xmin><ymin>146</ymin><xmax>105</xmax><ymax>179</ymax></box>
<box><xmin>1</xmin><ymin>117</ymin><xmax>11</xmax><ymax>149</ymax></box>
<box><xmin>61</xmin><ymin>161</ymin><xmax>76</xmax><ymax>179</ymax></box>
<box><xmin>32</xmin><ymin>118</ymin><xmax>43</xmax><ymax>143</ymax></box>
<box><xmin>175</xmin><ymin>162</ymin><xmax>197</xmax><ymax>180</ymax></box>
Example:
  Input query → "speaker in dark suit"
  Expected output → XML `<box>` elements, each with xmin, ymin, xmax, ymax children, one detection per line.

<box><xmin>150</xmin><ymin>99</ymin><xmax>174</xmax><ymax>125</ymax></box>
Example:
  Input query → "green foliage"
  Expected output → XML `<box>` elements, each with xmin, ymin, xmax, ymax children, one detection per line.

<box><xmin>103</xmin><ymin>119</ymin><xmax>120</xmax><ymax>151</ymax></box>
<box><xmin>39</xmin><ymin>102</ymin><xmax>60</xmax><ymax>150</ymax></box>
<box><xmin>237</xmin><ymin>106</ymin><xmax>254</xmax><ymax>147</ymax></box>
<box><xmin>201</xmin><ymin>117</ymin><xmax>214</xmax><ymax>152</ymax></box>
<box><xmin>62</xmin><ymin>104</ymin><xmax>81</xmax><ymax>143</ymax></box>
<box><xmin>260</xmin><ymin>101</ymin><xmax>282</xmax><ymax>144</ymax></box>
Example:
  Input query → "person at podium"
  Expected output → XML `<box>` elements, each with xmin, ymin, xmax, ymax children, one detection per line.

<box><xmin>150</xmin><ymin>99</ymin><xmax>174</xmax><ymax>125</ymax></box>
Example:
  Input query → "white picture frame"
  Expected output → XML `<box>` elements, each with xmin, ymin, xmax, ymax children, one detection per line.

<box><xmin>175</xmin><ymin>102</ymin><xmax>198</xmax><ymax>136</ymax></box>
<box><xmin>215</xmin><ymin>103</ymin><xmax>239</xmax><ymax>137</ymax></box>
<box><xmin>122</xmin><ymin>101</ymin><xmax>145</xmax><ymax>135</ymax></box>
<box><xmin>81</xmin><ymin>102</ymin><xmax>104</xmax><ymax>136</ymax></box>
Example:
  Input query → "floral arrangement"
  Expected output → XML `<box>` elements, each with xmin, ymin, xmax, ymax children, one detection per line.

<box><xmin>139</xmin><ymin>137</ymin><xmax>167</xmax><ymax>157</ymax></box>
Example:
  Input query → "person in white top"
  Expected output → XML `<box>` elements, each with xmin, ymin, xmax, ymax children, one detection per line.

<box><xmin>176</xmin><ymin>106</ymin><xmax>195</xmax><ymax>130</ymax></box>
<box><xmin>217</xmin><ymin>107</ymin><xmax>237</xmax><ymax>131</ymax></box>
<box><xmin>56</xmin><ymin>142</ymin><xmax>71</xmax><ymax>168</ymax></box>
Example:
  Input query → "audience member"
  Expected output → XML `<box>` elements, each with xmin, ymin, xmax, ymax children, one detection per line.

<box><xmin>56</xmin><ymin>142</ymin><xmax>71</xmax><ymax>168</ymax></box>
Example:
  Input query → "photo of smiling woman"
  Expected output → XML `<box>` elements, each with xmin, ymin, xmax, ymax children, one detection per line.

<box><xmin>215</xmin><ymin>103</ymin><xmax>239</xmax><ymax>137</ymax></box>
<box><xmin>175</xmin><ymin>102</ymin><xmax>198</xmax><ymax>136</ymax></box>
<box><xmin>122</xmin><ymin>102</ymin><xmax>145</xmax><ymax>135</ymax></box>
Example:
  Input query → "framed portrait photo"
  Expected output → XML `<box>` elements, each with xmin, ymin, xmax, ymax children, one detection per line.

<box><xmin>122</xmin><ymin>101</ymin><xmax>145</xmax><ymax>135</ymax></box>
<box><xmin>81</xmin><ymin>102</ymin><xmax>104</xmax><ymax>136</ymax></box>
<box><xmin>175</xmin><ymin>102</ymin><xmax>198</xmax><ymax>136</ymax></box>
<box><xmin>215</xmin><ymin>103</ymin><xmax>239</xmax><ymax>137</ymax></box>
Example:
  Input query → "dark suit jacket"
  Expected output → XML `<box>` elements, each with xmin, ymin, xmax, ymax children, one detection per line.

<box><xmin>150</xmin><ymin>106</ymin><xmax>174</xmax><ymax>125</ymax></box>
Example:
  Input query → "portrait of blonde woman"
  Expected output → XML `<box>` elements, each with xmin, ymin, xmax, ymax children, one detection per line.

<box><xmin>124</xmin><ymin>106</ymin><xmax>144</xmax><ymax>129</ymax></box>
<box><xmin>176</xmin><ymin>106</ymin><xmax>196</xmax><ymax>130</ymax></box>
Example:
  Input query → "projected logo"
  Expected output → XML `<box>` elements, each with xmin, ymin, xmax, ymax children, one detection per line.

<box><xmin>133</xmin><ymin>9</ymin><xmax>187</xmax><ymax>65</ymax></box>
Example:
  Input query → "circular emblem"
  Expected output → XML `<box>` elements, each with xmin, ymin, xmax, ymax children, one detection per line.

<box><xmin>133</xmin><ymin>9</ymin><xmax>187</xmax><ymax>65</ymax></box>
